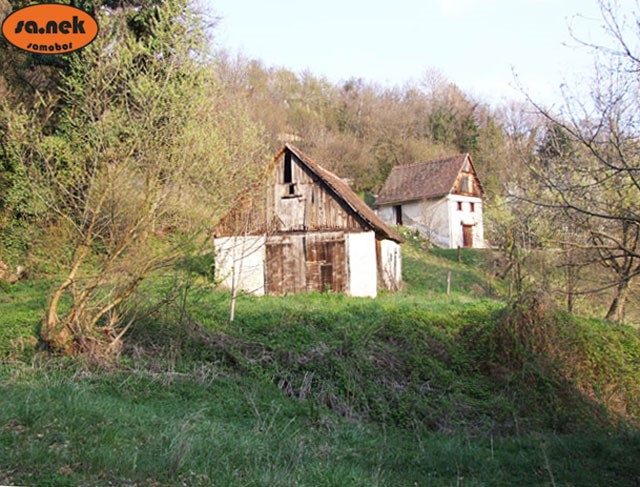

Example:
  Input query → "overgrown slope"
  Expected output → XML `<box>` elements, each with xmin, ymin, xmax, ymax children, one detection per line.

<box><xmin>1</xmin><ymin>239</ymin><xmax>639</xmax><ymax>485</ymax></box>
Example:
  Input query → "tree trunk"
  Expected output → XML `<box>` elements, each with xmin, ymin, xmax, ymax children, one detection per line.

<box><xmin>605</xmin><ymin>279</ymin><xmax>630</xmax><ymax>322</ymax></box>
<box><xmin>40</xmin><ymin>246</ymin><xmax>89</xmax><ymax>354</ymax></box>
<box><xmin>40</xmin><ymin>313</ymin><xmax>74</xmax><ymax>354</ymax></box>
<box><xmin>565</xmin><ymin>251</ymin><xmax>575</xmax><ymax>314</ymax></box>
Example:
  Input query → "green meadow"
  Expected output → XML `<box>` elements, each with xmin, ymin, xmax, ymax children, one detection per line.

<box><xmin>1</xmin><ymin>238</ymin><xmax>639</xmax><ymax>486</ymax></box>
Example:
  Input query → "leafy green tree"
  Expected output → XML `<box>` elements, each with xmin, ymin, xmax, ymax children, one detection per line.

<box><xmin>1</xmin><ymin>0</ymin><xmax>267</xmax><ymax>355</ymax></box>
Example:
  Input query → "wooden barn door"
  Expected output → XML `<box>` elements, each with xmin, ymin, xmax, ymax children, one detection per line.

<box><xmin>304</xmin><ymin>233</ymin><xmax>346</xmax><ymax>293</ymax></box>
<box><xmin>462</xmin><ymin>224</ymin><xmax>473</xmax><ymax>248</ymax></box>
<box><xmin>265</xmin><ymin>236</ymin><xmax>305</xmax><ymax>295</ymax></box>
<box><xmin>265</xmin><ymin>233</ymin><xmax>346</xmax><ymax>294</ymax></box>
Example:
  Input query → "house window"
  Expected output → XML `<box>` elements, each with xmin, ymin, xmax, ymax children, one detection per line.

<box><xmin>457</xmin><ymin>201</ymin><xmax>463</xmax><ymax>211</ymax></box>
<box><xmin>394</xmin><ymin>205</ymin><xmax>403</xmax><ymax>225</ymax></box>
<box><xmin>470</xmin><ymin>202</ymin><xmax>475</xmax><ymax>212</ymax></box>
<box><xmin>284</xmin><ymin>152</ymin><xmax>292</xmax><ymax>184</ymax></box>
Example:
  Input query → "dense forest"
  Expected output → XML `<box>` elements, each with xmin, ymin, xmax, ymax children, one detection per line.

<box><xmin>0</xmin><ymin>0</ymin><xmax>638</xmax><ymax>356</ymax></box>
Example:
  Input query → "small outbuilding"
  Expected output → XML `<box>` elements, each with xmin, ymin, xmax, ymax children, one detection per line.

<box><xmin>214</xmin><ymin>144</ymin><xmax>403</xmax><ymax>297</ymax></box>
<box><xmin>376</xmin><ymin>153</ymin><xmax>485</xmax><ymax>248</ymax></box>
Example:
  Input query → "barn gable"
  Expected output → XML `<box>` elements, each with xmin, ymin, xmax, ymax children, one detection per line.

<box><xmin>218</xmin><ymin>144</ymin><xmax>402</xmax><ymax>242</ymax></box>
<box><xmin>271</xmin><ymin>147</ymin><xmax>367</xmax><ymax>233</ymax></box>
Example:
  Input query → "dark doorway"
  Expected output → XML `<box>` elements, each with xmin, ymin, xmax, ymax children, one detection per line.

<box><xmin>394</xmin><ymin>205</ymin><xmax>403</xmax><ymax>225</ymax></box>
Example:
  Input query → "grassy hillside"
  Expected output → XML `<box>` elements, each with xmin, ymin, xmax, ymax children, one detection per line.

<box><xmin>1</xmin><ymin>238</ymin><xmax>639</xmax><ymax>486</ymax></box>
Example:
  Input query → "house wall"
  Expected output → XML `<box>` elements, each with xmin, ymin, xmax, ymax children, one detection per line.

<box><xmin>411</xmin><ymin>199</ymin><xmax>450</xmax><ymax>247</ymax></box>
<box><xmin>376</xmin><ymin>205</ymin><xmax>395</xmax><ymax>226</ymax></box>
<box><xmin>214</xmin><ymin>236</ymin><xmax>266</xmax><ymax>296</ymax></box>
<box><xmin>346</xmin><ymin>231</ymin><xmax>377</xmax><ymax>298</ymax></box>
<box><xmin>379</xmin><ymin>239</ymin><xmax>402</xmax><ymax>290</ymax></box>
<box><xmin>378</xmin><ymin>195</ymin><xmax>484</xmax><ymax>248</ymax></box>
<box><xmin>447</xmin><ymin>195</ymin><xmax>484</xmax><ymax>248</ymax></box>
<box><xmin>378</xmin><ymin>199</ymin><xmax>449</xmax><ymax>247</ymax></box>
<box><xmin>216</xmin><ymin>231</ymin><xmax>382</xmax><ymax>297</ymax></box>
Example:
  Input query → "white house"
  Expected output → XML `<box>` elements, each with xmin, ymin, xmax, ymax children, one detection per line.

<box><xmin>376</xmin><ymin>153</ymin><xmax>485</xmax><ymax>248</ymax></box>
<box><xmin>214</xmin><ymin>144</ymin><xmax>403</xmax><ymax>297</ymax></box>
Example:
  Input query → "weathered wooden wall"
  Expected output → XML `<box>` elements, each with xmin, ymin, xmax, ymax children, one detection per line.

<box><xmin>270</xmin><ymin>154</ymin><xmax>366</xmax><ymax>232</ymax></box>
<box><xmin>265</xmin><ymin>232</ymin><xmax>347</xmax><ymax>295</ymax></box>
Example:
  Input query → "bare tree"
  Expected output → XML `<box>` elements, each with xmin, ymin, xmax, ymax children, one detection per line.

<box><xmin>523</xmin><ymin>0</ymin><xmax>640</xmax><ymax>321</ymax></box>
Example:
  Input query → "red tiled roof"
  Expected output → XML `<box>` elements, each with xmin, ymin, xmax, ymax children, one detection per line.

<box><xmin>377</xmin><ymin>154</ymin><xmax>474</xmax><ymax>205</ymax></box>
<box><xmin>278</xmin><ymin>144</ymin><xmax>403</xmax><ymax>243</ymax></box>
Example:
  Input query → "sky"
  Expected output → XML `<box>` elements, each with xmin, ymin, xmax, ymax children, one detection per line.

<box><xmin>202</xmin><ymin>0</ymin><xmax>617</xmax><ymax>107</ymax></box>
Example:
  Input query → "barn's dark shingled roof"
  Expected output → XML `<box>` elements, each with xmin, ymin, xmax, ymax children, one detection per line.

<box><xmin>377</xmin><ymin>154</ymin><xmax>473</xmax><ymax>205</ymax></box>
<box><xmin>278</xmin><ymin>144</ymin><xmax>403</xmax><ymax>243</ymax></box>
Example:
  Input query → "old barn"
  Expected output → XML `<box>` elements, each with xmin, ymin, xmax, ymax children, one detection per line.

<box><xmin>214</xmin><ymin>144</ymin><xmax>403</xmax><ymax>297</ymax></box>
<box><xmin>376</xmin><ymin>153</ymin><xmax>485</xmax><ymax>248</ymax></box>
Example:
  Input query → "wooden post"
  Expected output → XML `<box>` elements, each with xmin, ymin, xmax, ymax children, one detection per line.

<box><xmin>447</xmin><ymin>271</ymin><xmax>451</xmax><ymax>295</ymax></box>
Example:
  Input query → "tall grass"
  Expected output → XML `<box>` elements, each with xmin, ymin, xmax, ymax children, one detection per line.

<box><xmin>1</xmin><ymin>363</ymin><xmax>639</xmax><ymax>486</ymax></box>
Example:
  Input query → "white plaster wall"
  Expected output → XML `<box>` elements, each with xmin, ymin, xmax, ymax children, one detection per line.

<box><xmin>214</xmin><ymin>236</ymin><xmax>266</xmax><ymax>295</ymax></box>
<box><xmin>346</xmin><ymin>231</ymin><xmax>377</xmax><ymax>298</ymax></box>
<box><xmin>446</xmin><ymin>195</ymin><xmax>485</xmax><ymax>248</ymax></box>
<box><xmin>413</xmin><ymin>199</ymin><xmax>450</xmax><ymax>247</ymax></box>
<box><xmin>377</xmin><ymin>205</ymin><xmax>395</xmax><ymax>224</ymax></box>
<box><xmin>380</xmin><ymin>239</ymin><xmax>402</xmax><ymax>290</ymax></box>
<box><xmin>379</xmin><ymin>196</ymin><xmax>485</xmax><ymax>248</ymax></box>
<box><xmin>379</xmin><ymin>199</ymin><xmax>450</xmax><ymax>247</ymax></box>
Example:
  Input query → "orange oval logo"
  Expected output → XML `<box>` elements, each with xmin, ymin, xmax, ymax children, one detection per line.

<box><xmin>1</xmin><ymin>3</ymin><xmax>98</xmax><ymax>54</ymax></box>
